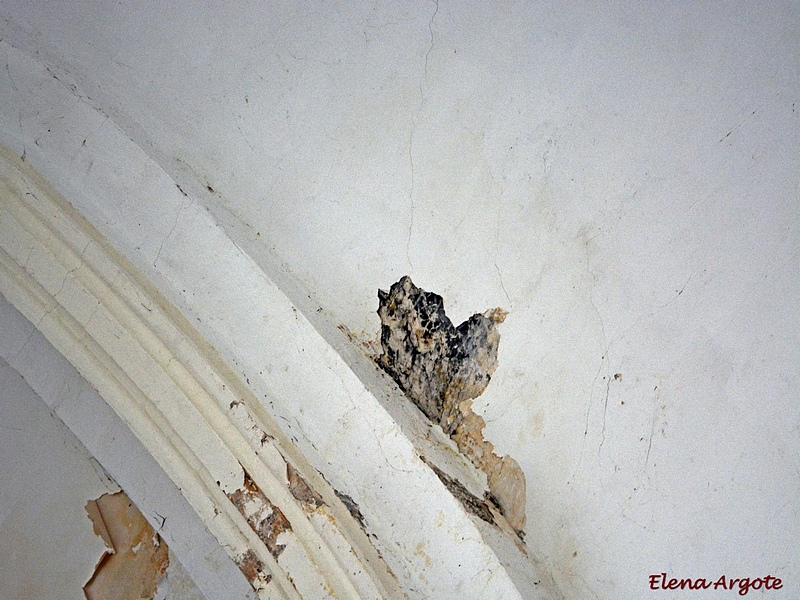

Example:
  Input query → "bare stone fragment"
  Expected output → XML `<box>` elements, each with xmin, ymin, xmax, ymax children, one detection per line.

<box><xmin>334</xmin><ymin>489</ymin><xmax>366</xmax><ymax>530</ymax></box>
<box><xmin>235</xmin><ymin>549</ymin><xmax>272</xmax><ymax>591</ymax></box>
<box><xmin>227</xmin><ymin>470</ymin><xmax>292</xmax><ymax>559</ymax></box>
<box><xmin>377</xmin><ymin>276</ymin><xmax>527</xmax><ymax>533</ymax></box>
<box><xmin>419</xmin><ymin>457</ymin><xmax>497</xmax><ymax>526</ymax></box>
<box><xmin>286</xmin><ymin>462</ymin><xmax>324</xmax><ymax>512</ymax></box>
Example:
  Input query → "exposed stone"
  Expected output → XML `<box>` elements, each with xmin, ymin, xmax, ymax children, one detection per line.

<box><xmin>286</xmin><ymin>462</ymin><xmax>324</xmax><ymax>512</ymax></box>
<box><xmin>235</xmin><ymin>549</ymin><xmax>272</xmax><ymax>591</ymax></box>
<box><xmin>334</xmin><ymin>489</ymin><xmax>366</xmax><ymax>530</ymax></box>
<box><xmin>227</xmin><ymin>470</ymin><xmax>292</xmax><ymax>559</ymax></box>
<box><xmin>420</xmin><ymin>457</ymin><xmax>497</xmax><ymax>526</ymax></box>
<box><xmin>377</xmin><ymin>276</ymin><xmax>526</xmax><ymax>533</ymax></box>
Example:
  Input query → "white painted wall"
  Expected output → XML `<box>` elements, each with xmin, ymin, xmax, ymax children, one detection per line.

<box><xmin>0</xmin><ymin>353</ymin><xmax>208</xmax><ymax>599</ymax></box>
<box><xmin>0</xmin><ymin>2</ymin><xmax>797</xmax><ymax>597</ymax></box>
<box><xmin>0</xmin><ymin>294</ymin><xmax>251</xmax><ymax>600</ymax></box>
<box><xmin>0</xmin><ymin>356</ymin><xmax>113</xmax><ymax>599</ymax></box>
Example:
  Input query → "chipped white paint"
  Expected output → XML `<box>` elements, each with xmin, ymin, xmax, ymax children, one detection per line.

<box><xmin>0</xmin><ymin>22</ymin><xmax>546</xmax><ymax>596</ymax></box>
<box><xmin>0</xmin><ymin>356</ymin><xmax>115</xmax><ymax>600</ymax></box>
<box><xmin>0</xmin><ymin>150</ymin><xmax>402</xmax><ymax>599</ymax></box>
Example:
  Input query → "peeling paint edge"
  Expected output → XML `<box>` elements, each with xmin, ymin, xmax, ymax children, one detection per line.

<box><xmin>0</xmin><ymin>147</ymin><xmax>398</xmax><ymax>600</ymax></box>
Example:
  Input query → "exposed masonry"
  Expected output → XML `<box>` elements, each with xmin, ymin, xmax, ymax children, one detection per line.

<box><xmin>378</xmin><ymin>276</ymin><xmax>527</xmax><ymax>535</ymax></box>
<box><xmin>420</xmin><ymin>457</ymin><xmax>497</xmax><ymax>526</ymax></box>
<box><xmin>334</xmin><ymin>489</ymin><xmax>366</xmax><ymax>530</ymax></box>
<box><xmin>286</xmin><ymin>463</ymin><xmax>324</xmax><ymax>512</ymax></box>
<box><xmin>230</xmin><ymin>461</ymin><xmax>356</xmax><ymax>594</ymax></box>
<box><xmin>307</xmin><ymin>467</ymin><xmax>369</xmax><ymax>533</ymax></box>
<box><xmin>227</xmin><ymin>470</ymin><xmax>292</xmax><ymax>560</ymax></box>
<box><xmin>234</xmin><ymin>549</ymin><xmax>272</xmax><ymax>591</ymax></box>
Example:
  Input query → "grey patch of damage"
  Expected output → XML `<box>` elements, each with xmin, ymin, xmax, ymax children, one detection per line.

<box><xmin>377</xmin><ymin>276</ymin><xmax>526</xmax><ymax>534</ymax></box>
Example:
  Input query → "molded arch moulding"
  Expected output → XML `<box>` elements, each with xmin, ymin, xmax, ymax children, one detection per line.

<box><xmin>0</xmin><ymin>146</ymin><xmax>395</xmax><ymax>599</ymax></box>
<box><xmin>0</xmin><ymin>28</ymin><xmax>552</xmax><ymax>599</ymax></box>
<box><xmin>0</xmin><ymin>147</ymin><xmax>544</xmax><ymax>598</ymax></box>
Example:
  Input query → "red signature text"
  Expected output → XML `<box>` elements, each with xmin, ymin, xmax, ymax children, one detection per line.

<box><xmin>648</xmin><ymin>573</ymin><xmax>782</xmax><ymax>595</ymax></box>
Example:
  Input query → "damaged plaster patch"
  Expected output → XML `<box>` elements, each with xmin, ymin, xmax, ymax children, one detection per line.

<box><xmin>234</xmin><ymin>549</ymin><xmax>272</xmax><ymax>591</ymax></box>
<box><xmin>286</xmin><ymin>462</ymin><xmax>324</xmax><ymax>512</ymax></box>
<box><xmin>378</xmin><ymin>276</ymin><xmax>527</xmax><ymax>534</ymax></box>
<box><xmin>333</xmin><ymin>489</ymin><xmax>366</xmax><ymax>530</ymax></box>
<box><xmin>83</xmin><ymin>491</ymin><xmax>169</xmax><ymax>600</ymax></box>
<box><xmin>420</xmin><ymin>457</ymin><xmax>496</xmax><ymax>526</ymax></box>
<box><xmin>227</xmin><ymin>469</ymin><xmax>292</xmax><ymax>559</ymax></box>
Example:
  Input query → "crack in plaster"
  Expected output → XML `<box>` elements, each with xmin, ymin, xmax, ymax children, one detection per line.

<box><xmin>53</xmin><ymin>240</ymin><xmax>91</xmax><ymax>300</ymax></box>
<box><xmin>153</xmin><ymin>198</ymin><xmax>192</xmax><ymax>268</ymax></box>
<box><xmin>572</xmin><ymin>231</ymin><xmax>611</xmax><ymax>481</ymax></box>
<box><xmin>641</xmin><ymin>386</ymin><xmax>660</xmax><ymax>481</ymax></box>
<box><xmin>493</xmin><ymin>191</ymin><xmax>512</xmax><ymax>306</ymax></box>
<box><xmin>5</xmin><ymin>58</ymin><xmax>17</xmax><ymax>92</ymax></box>
<box><xmin>406</xmin><ymin>0</ymin><xmax>439</xmax><ymax>271</ymax></box>
<box><xmin>598</xmin><ymin>372</ymin><xmax>612</xmax><ymax>455</ymax></box>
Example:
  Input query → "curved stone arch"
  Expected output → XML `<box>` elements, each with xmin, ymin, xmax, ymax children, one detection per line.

<box><xmin>0</xmin><ymin>29</ymin><xmax>549</xmax><ymax>599</ymax></box>
<box><xmin>0</xmin><ymin>147</ymin><xmax>539</xmax><ymax>598</ymax></box>
<box><xmin>0</xmin><ymin>147</ymin><xmax>400</xmax><ymax>599</ymax></box>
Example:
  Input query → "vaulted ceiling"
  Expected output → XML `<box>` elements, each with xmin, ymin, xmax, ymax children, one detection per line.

<box><xmin>0</xmin><ymin>3</ymin><xmax>798</xmax><ymax>599</ymax></box>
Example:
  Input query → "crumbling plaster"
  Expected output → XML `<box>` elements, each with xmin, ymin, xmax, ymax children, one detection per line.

<box><xmin>0</xmin><ymin>99</ymin><xmax>534</xmax><ymax>599</ymax></box>
<box><xmin>0</xmin><ymin>356</ymin><xmax>113</xmax><ymax>600</ymax></box>
<box><xmin>0</xmin><ymin>351</ymin><xmax>208</xmax><ymax>600</ymax></box>
<box><xmin>0</xmin><ymin>295</ymin><xmax>256</xmax><ymax>600</ymax></box>
<box><xmin>0</xmin><ymin>2</ymin><xmax>798</xmax><ymax>598</ymax></box>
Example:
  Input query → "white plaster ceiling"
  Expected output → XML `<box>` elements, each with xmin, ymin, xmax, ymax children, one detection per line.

<box><xmin>0</xmin><ymin>2</ymin><xmax>797</xmax><ymax>598</ymax></box>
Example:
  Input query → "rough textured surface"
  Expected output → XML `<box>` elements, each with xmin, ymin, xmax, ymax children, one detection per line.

<box><xmin>378</xmin><ymin>276</ymin><xmax>526</xmax><ymax>533</ymax></box>
<box><xmin>378</xmin><ymin>277</ymin><xmax>503</xmax><ymax>431</ymax></box>
<box><xmin>234</xmin><ymin>550</ymin><xmax>271</xmax><ymax>591</ymax></box>
<box><xmin>286</xmin><ymin>463</ymin><xmax>324</xmax><ymax>512</ymax></box>
<box><xmin>420</xmin><ymin>458</ymin><xmax>497</xmax><ymax>526</ymax></box>
<box><xmin>227</xmin><ymin>470</ymin><xmax>292</xmax><ymax>560</ymax></box>
<box><xmin>334</xmin><ymin>490</ymin><xmax>366</xmax><ymax>530</ymax></box>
